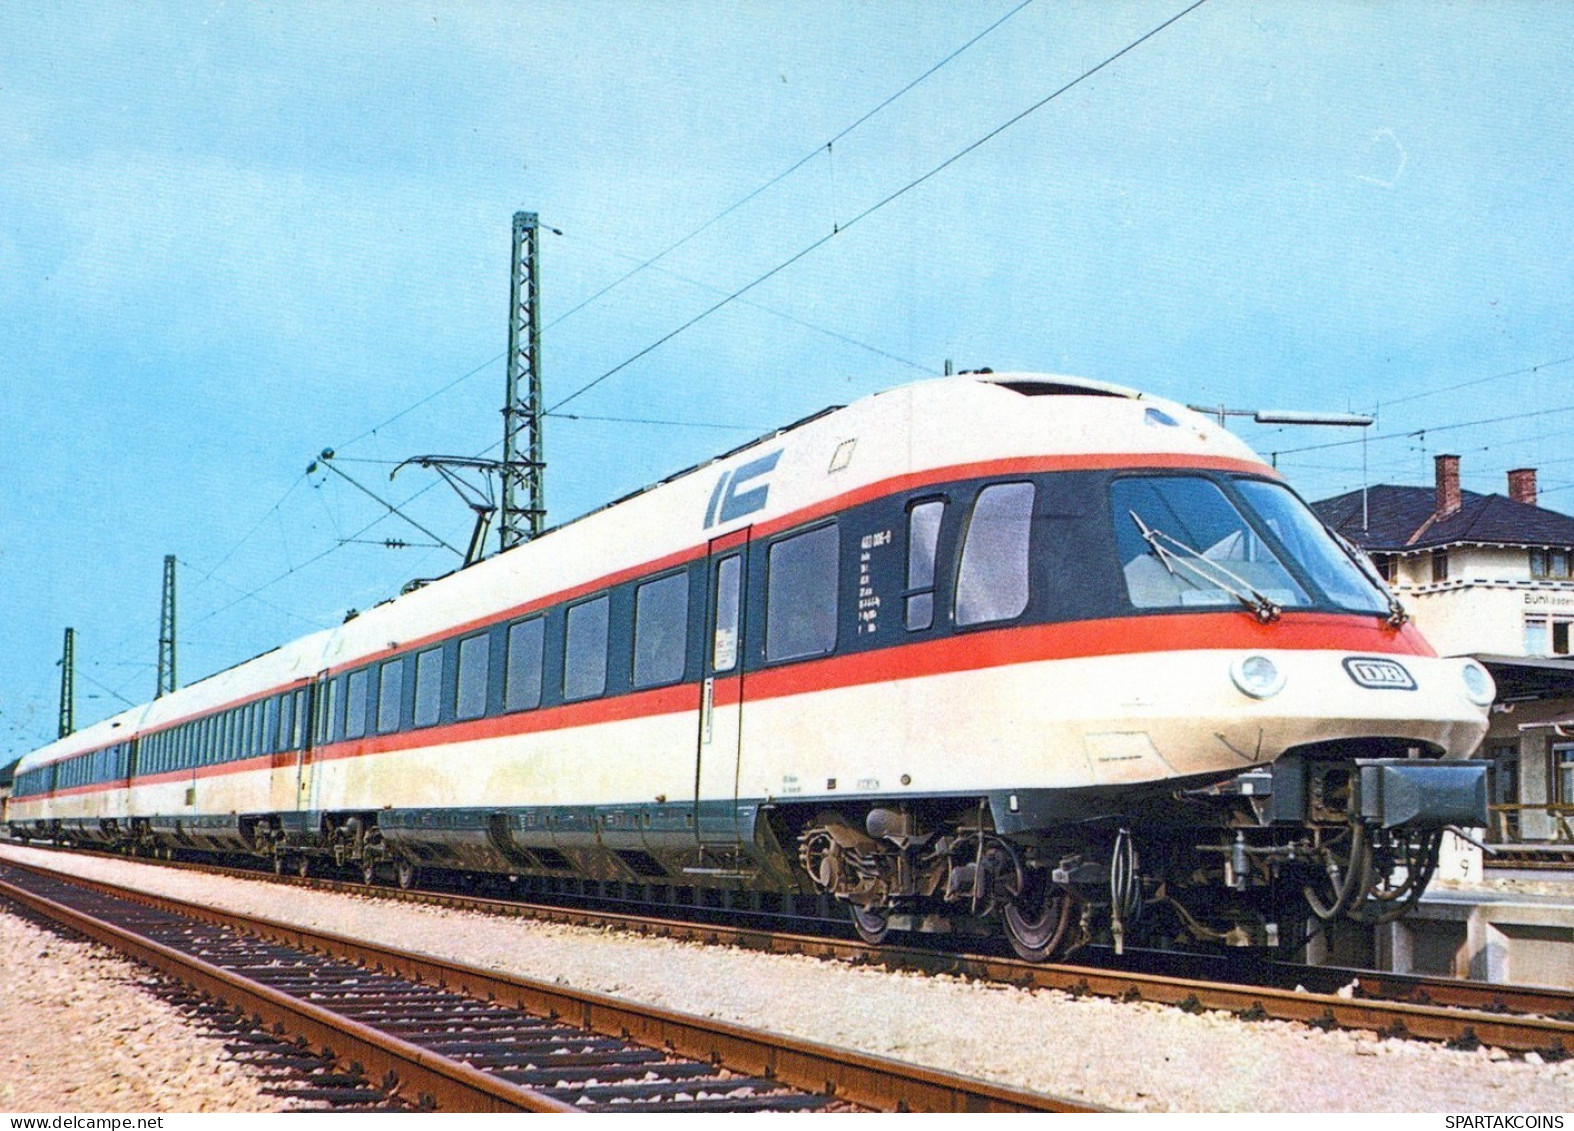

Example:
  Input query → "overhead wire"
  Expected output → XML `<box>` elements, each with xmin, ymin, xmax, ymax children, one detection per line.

<box><xmin>11</xmin><ymin>1</ymin><xmax>1194</xmax><ymax>740</ymax></box>
<box><xmin>547</xmin><ymin>412</ymin><xmax>763</xmax><ymax>431</ymax></box>
<box><xmin>555</xmin><ymin>228</ymin><xmax>936</xmax><ymax>375</ymax></box>
<box><xmin>112</xmin><ymin>1</ymin><xmax>1058</xmax><ymax>672</ymax></box>
<box><xmin>549</xmin><ymin>0</ymin><xmax>1212</xmax><ymax>415</ymax></box>
<box><xmin>1372</xmin><ymin>354</ymin><xmax>1574</xmax><ymax>411</ymax></box>
<box><xmin>545</xmin><ymin>0</ymin><xmax>1041</xmax><ymax>332</ymax></box>
<box><xmin>321</xmin><ymin>3</ymin><xmax>1036</xmax><ymax>460</ymax></box>
<box><xmin>1271</xmin><ymin>401</ymin><xmax>1574</xmax><ymax>460</ymax></box>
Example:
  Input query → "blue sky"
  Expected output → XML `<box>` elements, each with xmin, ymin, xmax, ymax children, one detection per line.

<box><xmin>2</xmin><ymin>1</ymin><xmax>1571</xmax><ymax>757</ymax></box>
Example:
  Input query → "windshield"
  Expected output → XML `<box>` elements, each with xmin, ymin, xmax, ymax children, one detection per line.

<box><xmin>1111</xmin><ymin>475</ymin><xmax>1390</xmax><ymax>616</ymax></box>
<box><xmin>1232</xmin><ymin>479</ymin><xmax>1390</xmax><ymax>615</ymax></box>
<box><xmin>1112</xmin><ymin>477</ymin><xmax>1310</xmax><ymax>612</ymax></box>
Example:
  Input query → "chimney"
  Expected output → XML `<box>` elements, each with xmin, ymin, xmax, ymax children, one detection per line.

<box><xmin>1435</xmin><ymin>454</ymin><xmax>1462</xmax><ymax>519</ymax></box>
<box><xmin>1508</xmin><ymin>467</ymin><xmax>1538</xmax><ymax>507</ymax></box>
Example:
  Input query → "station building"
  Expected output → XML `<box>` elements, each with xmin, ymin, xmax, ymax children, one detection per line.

<box><xmin>1313</xmin><ymin>456</ymin><xmax>1574</xmax><ymax>847</ymax></box>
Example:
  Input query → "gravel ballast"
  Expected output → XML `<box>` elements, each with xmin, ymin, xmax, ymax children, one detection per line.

<box><xmin>0</xmin><ymin>905</ymin><xmax>280</xmax><ymax>1112</ymax></box>
<box><xmin>2</xmin><ymin>842</ymin><xmax>1570</xmax><ymax>1113</ymax></box>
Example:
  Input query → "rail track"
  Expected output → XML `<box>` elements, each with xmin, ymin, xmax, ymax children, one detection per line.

<box><xmin>0</xmin><ymin>857</ymin><xmax>1089</xmax><ymax>1113</ymax></box>
<box><xmin>6</xmin><ymin>840</ymin><xmax>1572</xmax><ymax>1059</ymax></box>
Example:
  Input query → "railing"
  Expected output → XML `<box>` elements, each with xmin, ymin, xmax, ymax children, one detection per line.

<box><xmin>1488</xmin><ymin>802</ymin><xmax>1574</xmax><ymax>844</ymax></box>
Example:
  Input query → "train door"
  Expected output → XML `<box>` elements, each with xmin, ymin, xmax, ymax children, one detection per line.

<box><xmin>297</xmin><ymin>674</ymin><xmax>327</xmax><ymax>813</ymax></box>
<box><xmin>694</xmin><ymin>528</ymin><xmax>750</xmax><ymax>846</ymax></box>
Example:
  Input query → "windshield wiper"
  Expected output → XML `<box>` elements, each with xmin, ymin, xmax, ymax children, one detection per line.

<box><xmin>1129</xmin><ymin>511</ymin><xmax>1282</xmax><ymax>624</ymax></box>
<box><xmin>1330</xmin><ymin>530</ymin><xmax>1409</xmax><ymax>628</ymax></box>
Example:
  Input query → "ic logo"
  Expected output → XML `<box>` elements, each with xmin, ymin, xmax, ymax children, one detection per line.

<box><xmin>1343</xmin><ymin>657</ymin><xmax>1416</xmax><ymax>690</ymax></box>
<box><xmin>704</xmin><ymin>450</ymin><xmax>781</xmax><ymax>528</ymax></box>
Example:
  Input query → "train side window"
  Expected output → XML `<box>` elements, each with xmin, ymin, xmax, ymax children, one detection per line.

<box><xmin>345</xmin><ymin>669</ymin><xmax>369</xmax><ymax>740</ymax></box>
<box><xmin>904</xmin><ymin>499</ymin><xmax>945</xmax><ymax>631</ymax></box>
<box><xmin>293</xmin><ymin>698</ymin><xmax>305</xmax><ymax>749</ymax></box>
<box><xmin>279</xmin><ymin>693</ymin><xmax>296</xmax><ymax>750</ymax></box>
<box><xmin>955</xmin><ymin>482</ymin><xmax>1034</xmax><ymax>627</ymax></box>
<box><xmin>633</xmin><ymin>572</ymin><xmax>688</xmax><ymax>689</ymax></box>
<box><xmin>712</xmin><ymin>556</ymin><xmax>741</xmax><ymax>673</ymax></box>
<box><xmin>456</xmin><ymin>633</ymin><xmax>490</xmax><ymax>721</ymax></box>
<box><xmin>378</xmin><ymin>659</ymin><xmax>405</xmax><ymax>734</ymax></box>
<box><xmin>766</xmin><ymin>523</ymin><xmax>839</xmax><ymax>663</ymax></box>
<box><xmin>254</xmin><ymin>700</ymin><xmax>268</xmax><ymax>754</ymax></box>
<box><xmin>564</xmin><ymin>595</ymin><xmax>610</xmax><ymax>702</ymax></box>
<box><xmin>413</xmin><ymin>647</ymin><xmax>443</xmax><ymax>727</ymax></box>
<box><xmin>319</xmin><ymin>677</ymin><xmax>343</xmax><ymax>744</ymax></box>
<box><xmin>505</xmin><ymin>617</ymin><xmax>545</xmax><ymax>712</ymax></box>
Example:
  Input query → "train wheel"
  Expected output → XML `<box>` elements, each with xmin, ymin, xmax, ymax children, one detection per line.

<box><xmin>849</xmin><ymin>904</ymin><xmax>890</xmax><ymax>946</ymax></box>
<box><xmin>296</xmin><ymin>855</ymin><xmax>311</xmax><ymax>880</ymax></box>
<box><xmin>272</xmin><ymin>855</ymin><xmax>286</xmax><ymax>876</ymax></box>
<box><xmin>396</xmin><ymin>859</ymin><xmax>420</xmax><ymax>891</ymax></box>
<box><xmin>360</xmin><ymin>859</ymin><xmax>378</xmax><ymax>886</ymax></box>
<box><xmin>1002</xmin><ymin>875</ymin><xmax>1077</xmax><ymax>962</ymax></box>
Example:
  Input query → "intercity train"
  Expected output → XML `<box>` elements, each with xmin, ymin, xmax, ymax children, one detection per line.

<box><xmin>7</xmin><ymin>373</ymin><xmax>1493</xmax><ymax>959</ymax></box>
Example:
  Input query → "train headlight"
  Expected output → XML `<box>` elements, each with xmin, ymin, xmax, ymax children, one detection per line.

<box><xmin>1460</xmin><ymin>660</ymin><xmax>1496</xmax><ymax>707</ymax></box>
<box><xmin>1230</xmin><ymin>654</ymin><xmax>1285</xmax><ymax>699</ymax></box>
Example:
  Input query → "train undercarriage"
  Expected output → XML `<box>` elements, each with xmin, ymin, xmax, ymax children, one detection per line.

<box><xmin>11</xmin><ymin>746</ymin><xmax>1490</xmax><ymax>965</ymax></box>
<box><xmin>791</xmin><ymin>746</ymin><xmax>1492</xmax><ymax>962</ymax></box>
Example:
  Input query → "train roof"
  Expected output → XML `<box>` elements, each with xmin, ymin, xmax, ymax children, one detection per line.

<box><xmin>15</xmin><ymin>373</ymin><xmax>1264</xmax><ymax>774</ymax></box>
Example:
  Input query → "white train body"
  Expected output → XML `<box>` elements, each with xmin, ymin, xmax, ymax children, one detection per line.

<box><xmin>9</xmin><ymin>375</ymin><xmax>1493</xmax><ymax>955</ymax></box>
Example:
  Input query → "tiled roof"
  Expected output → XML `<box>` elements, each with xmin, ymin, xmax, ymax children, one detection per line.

<box><xmin>1312</xmin><ymin>485</ymin><xmax>1574</xmax><ymax>551</ymax></box>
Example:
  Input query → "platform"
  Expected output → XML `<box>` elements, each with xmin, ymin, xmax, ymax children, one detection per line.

<box><xmin>1305</xmin><ymin>871</ymin><xmax>1574</xmax><ymax>987</ymax></box>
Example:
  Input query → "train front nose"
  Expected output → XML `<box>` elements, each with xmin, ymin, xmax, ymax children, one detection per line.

<box><xmin>1211</xmin><ymin>649</ymin><xmax>1494</xmax><ymax>764</ymax></box>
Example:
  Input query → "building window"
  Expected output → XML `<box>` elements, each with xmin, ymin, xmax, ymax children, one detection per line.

<box><xmin>1524</xmin><ymin>615</ymin><xmax>1574</xmax><ymax>656</ymax></box>
<box><xmin>957</xmin><ymin>483</ymin><xmax>1034</xmax><ymax>626</ymax></box>
<box><xmin>766</xmin><ymin>523</ymin><xmax>840</xmax><ymax>662</ymax></box>
<box><xmin>1531</xmin><ymin>547</ymin><xmax>1573</xmax><ymax>580</ymax></box>
<box><xmin>905</xmin><ymin>499</ymin><xmax>945</xmax><ymax>631</ymax></box>
<box><xmin>633</xmin><ymin>573</ymin><xmax>689</xmax><ymax>689</ymax></box>
<box><xmin>1370</xmin><ymin>553</ymin><xmax>1397</xmax><ymax>583</ymax></box>
<box><xmin>1431</xmin><ymin>549</ymin><xmax>1449</xmax><ymax>583</ymax></box>
<box><xmin>1555</xmin><ymin>743</ymin><xmax>1574</xmax><ymax>807</ymax></box>
<box><xmin>564</xmin><ymin>595</ymin><xmax>610</xmax><ymax>701</ymax></box>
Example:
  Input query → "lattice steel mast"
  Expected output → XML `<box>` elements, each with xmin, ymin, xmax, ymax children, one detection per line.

<box><xmin>156</xmin><ymin>554</ymin><xmax>177</xmax><ymax>698</ymax></box>
<box><xmin>500</xmin><ymin>210</ymin><xmax>545</xmax><ymax>550</ymax></box>
<box><xmin>57</xmin><ymin>627</ymin><xmax>75</xmax><ymax>738</ymax></box>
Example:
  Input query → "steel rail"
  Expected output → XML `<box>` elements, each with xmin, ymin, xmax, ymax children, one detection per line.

<box><xmin>0</xmin><ymin>858</ymin><xmax>1091</xmax><ymax>1113</ymax></box>
<box><xmin>0</xmin><ymin>871</ymin><xmax>580</xmax><ymax>1112</ymax></box>
<box><xmin>6</xmin><ymin>841</ymin><xmax>1571</xmax><ymax>1054</ymax></box>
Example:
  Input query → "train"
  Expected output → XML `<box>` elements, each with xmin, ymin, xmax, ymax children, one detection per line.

<box><xmin>6</xmin><ymin>372</ymin><xmax>1495</xmax><ymax>960</ymax></box>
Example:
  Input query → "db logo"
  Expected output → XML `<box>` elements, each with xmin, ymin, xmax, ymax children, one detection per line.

<box><xmin>1342</xmin><ymin>657</ymin><xmax>1416</xmax><ymax>690</ymax></box>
